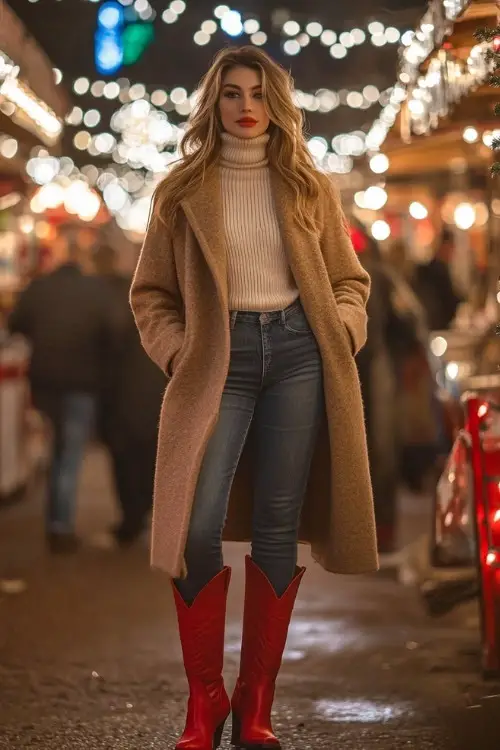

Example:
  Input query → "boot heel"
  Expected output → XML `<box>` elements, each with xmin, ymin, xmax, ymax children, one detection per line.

<box><xmin>214</xmin><ymin>719</ymin><xmax>226</xmax><ymax>749</ymax></box>
<box><xmin>231</xmin><ymin>712</ymin><xmax>241</xmax><ymax>745</ymax></box>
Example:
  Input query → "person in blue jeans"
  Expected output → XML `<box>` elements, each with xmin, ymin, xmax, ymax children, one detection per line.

<box><xmin>9</xmin><ymin>227</ymin><xmax>124</xmax><ymax>553</ymax></box>
<box><xmin>131</xmin><ymin>46</ymin><xmax>376</xmax><ymax>750</ymax></box>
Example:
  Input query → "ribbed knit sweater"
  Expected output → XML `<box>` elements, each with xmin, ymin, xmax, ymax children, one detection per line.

<box><xmin>220</xmin><ymin>132</ymin><xmax>299</xmax><ymax>312</ymax></box>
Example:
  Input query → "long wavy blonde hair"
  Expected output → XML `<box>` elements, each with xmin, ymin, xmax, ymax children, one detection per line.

<box><xmin>152</xmin><ymin>45</ymin><xmax>322</xmax><ymax>234</ymax></box>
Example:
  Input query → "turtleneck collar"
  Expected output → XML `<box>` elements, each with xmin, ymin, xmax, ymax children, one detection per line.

<box><xmin>220</xmin><ymin>132</ymin><xmax>270</xmax><ymax>169</ymax></box>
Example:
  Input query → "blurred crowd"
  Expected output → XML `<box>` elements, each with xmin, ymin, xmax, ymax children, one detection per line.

<box><xmin>1</xmin><ymin>219</ymin><xmax>467</xmax><ymax>562</ymax></box>
<box><xmin>7</xmin><ymin>226</ymin><xmax>165</xmax><ymax>554</ymax></box>
<box><xmin>349</xmin><ymin>220</ymin><xmax>461</xmax><ymax>553</ymax></box>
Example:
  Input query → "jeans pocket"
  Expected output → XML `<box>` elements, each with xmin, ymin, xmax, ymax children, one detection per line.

<box><xmin>283</xmin><ymin>305</ymin><xmax>311</xmax><ymax>335</ymax></box>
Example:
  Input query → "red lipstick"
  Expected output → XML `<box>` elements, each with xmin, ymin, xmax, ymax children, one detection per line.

<box><xmin>236</xmin><ymin>117</ymin><xmax>258</xmax><ymax>127</ymax></box>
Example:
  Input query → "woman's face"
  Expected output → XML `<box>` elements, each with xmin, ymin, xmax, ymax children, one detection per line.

<box><xmin>219</xmin><ymin>65</ymin><xmax>270</xmax><ymax>139</ymax></box>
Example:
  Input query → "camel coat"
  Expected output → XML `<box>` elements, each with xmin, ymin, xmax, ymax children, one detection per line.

<box><xmin>130</xmin><ymin>167</ymin><xmax>379</xmax><ymax>578</ymax></box>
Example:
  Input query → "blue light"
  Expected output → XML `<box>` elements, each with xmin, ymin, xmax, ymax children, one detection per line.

<box><xmin>220</xmin><ymin>10</ymin><xmax>243</xmax><ymax>37</ymax></box>
<box><xmin>95</xmin><ymin>30</ymin><xmax>123</xmax><ymax>74</ymax></box>
<box><xmin>97</xmin><ymin>2</ymin><xmax>124</xmax><ymax>32</ymax></box>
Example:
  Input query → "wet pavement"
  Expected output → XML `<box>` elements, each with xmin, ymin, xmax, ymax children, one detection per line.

<box><xmin>0</xmin><ymin>447</ymin><xmax>496</xmax><ymax>749</ymax></box>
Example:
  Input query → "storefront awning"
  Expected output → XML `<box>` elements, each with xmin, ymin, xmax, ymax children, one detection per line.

<box><xmin>0</xmin><ymin>2</ymin><xmax>69</xmax><ymax>146</ymax></box>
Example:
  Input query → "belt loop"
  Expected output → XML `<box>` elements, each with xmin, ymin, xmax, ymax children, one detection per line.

<box><xmin>280</xmin><ymin>309</ymin><xmax>286</xmax><ymax>325</ymax></box>
<box><xmin>230</xmin><ymin>311</ymin><xmax>237</xmax><ymax>329</ymax></box>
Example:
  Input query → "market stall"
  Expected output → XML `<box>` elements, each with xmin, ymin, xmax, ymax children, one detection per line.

<box><xmin>356</xmin><ymin>0</ymin><xmax>500</xmax><ymax>393</ymax></box>
<box><xmin>0</xmin><ymin>2</ymin><xmax>69</xmax><ymax>501</ymax></box>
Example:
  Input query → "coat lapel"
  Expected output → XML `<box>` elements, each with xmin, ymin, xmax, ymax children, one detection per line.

<box><xmin>270</xmin><ymin>170</ymin><xmax>319</xmax><ymax>293</ymax></box>
<box><xmin>181</xmin><ymin>167</ymin><xmax>228</xmax><ymax>310</ymax></box>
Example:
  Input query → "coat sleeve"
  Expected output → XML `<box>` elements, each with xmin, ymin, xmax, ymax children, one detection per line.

<box><xmin>130</xmin><ymin>207</ymin><xmax>184</xmax><ymax>376</ymax></box>
<box><xmin>318</xmin><ymin>177</ymin><xmax>370</xmax><ymax>355</ymax></box>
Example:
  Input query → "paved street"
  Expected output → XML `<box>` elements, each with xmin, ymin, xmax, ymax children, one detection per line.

<box><xmin>0</xmin><ymin>447</ymin><xmax>495</xmax><ymax>749</ymax></box>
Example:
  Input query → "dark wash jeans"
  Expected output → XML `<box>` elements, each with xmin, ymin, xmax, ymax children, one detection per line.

<box><xmin>41</xmin><ymin>392</ymin><xmax>96</xmax><ymax>535</ymax></box>
<box><xmin>175</xmin><ymin>299</ymin><xmax>324</xmax><ymax>603</ymax></box>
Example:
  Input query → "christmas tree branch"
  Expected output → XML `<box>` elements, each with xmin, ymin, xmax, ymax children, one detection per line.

<box><xmin>475</xmin><ymin>26</ymin><xmax>500</xmax><ymax>42</ymax></box>
<box><xmin>474</xmin><ymin>26</ymin><xmax>500</xmax><ymax>174</ymax></box>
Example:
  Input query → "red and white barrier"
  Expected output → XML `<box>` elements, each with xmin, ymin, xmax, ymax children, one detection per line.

<box><xmin>0</xmin><ymin>342</ymin><xmax>29</xmax><ymax>499</ymax></box>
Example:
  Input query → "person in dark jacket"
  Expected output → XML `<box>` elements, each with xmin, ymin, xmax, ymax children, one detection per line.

<box><xmin>351</xmin><ymin>222</ymin><xmax>443</xmax><ymax>551</ymax></box>
<box><xmin>8</xmin><ymin>226</ymin><xmax>121</xmax><ymax>553</ymax></box>
<box><xmin>412</xmin><ymin>229</ymin><xmax>462</xmax><ymax>331</ymax></box>
<box><xmin>93</xmin><ymin>245</ymin><xmax>166</xmax><ymax>547</ymax></box>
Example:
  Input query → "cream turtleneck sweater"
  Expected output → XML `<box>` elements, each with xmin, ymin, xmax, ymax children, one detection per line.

<box><xmin>220</xmin><ymin>132</ymin><xmax>298</xmax><ymax>312</ymax></box>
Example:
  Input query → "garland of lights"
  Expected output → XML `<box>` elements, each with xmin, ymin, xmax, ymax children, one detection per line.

<box><xmin>366</xmin><ymin>0</ymin><xmax>488</xmax><ymax>152</ymax></box>
<box><xmin>66</xmin><ymin>95</ymin><xmax>364</xmax><ymax>169</ymax></box>
<box><xmin>192</xmin><ymin>5</ymin><xmax>407</xmax><ymax>60</ymax></box>
<box><xmin>31</xmin><ymin>0</ymin><xmax>407</xmax><ymax>60</ymax></box>
<box><xmin>406</xmin><ymin>43</ymin><xmax>491</xmax><ymax>137</ymax></box>
<box><xmin>68</xmin><ymin>75</ymin><xmax>390</xmax><ymax>116</ymax></box>
<box><xmin>63</xmin><ymin>72</ymin><xmax>389</xmax><ymax>177</ymax></box>
<box><xmin>19</xmin><ymin>0</ymin><xmax>411</xmax><ymax>234</ymax></box>
<box><xmin>0</xmin><ymin>50</ymin><xmax>63</xmax><ymax>145</ymax></box>
<box><xmin>398</xmin><ymin>0</ymin><xmax>471</xmax><ymax>85</ymax></box>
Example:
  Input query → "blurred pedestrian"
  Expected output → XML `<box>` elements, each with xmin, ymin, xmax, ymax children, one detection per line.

<box><xmin>351</xmin><ymin>222</ymin><xmax>442</xmax><ymax>506</ymax></box>
<box><xmin>8</xmin><ymin>226</ymin><xmax>120</xmax><ymax>554</ymax></box>
<box><xmin>131</xmin><ymin>46</ymin><xmax>377</xmax><ymax>750</ymax></box>
<box><xmin>93</xmin><ymin>245</ymin><xmax>165</xmax><ymax>548</ymax></box>
<box><xmin>349</xmin><ymin>222</ymin><xmax>400</xmax><ymax>554</ymax></box>
<box><xmin>412</xmin><ymin>229</ymin><xmax>462</xmax><ymax>331</ymax></box>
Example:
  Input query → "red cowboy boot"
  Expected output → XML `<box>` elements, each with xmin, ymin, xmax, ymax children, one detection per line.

<box><xmin>231</xmin><ymin>556</ymin><xmax>305</xmax><ymax>749</ymax></box>
<box><xmin>172</xmin><ymin>567</ymin><xmax>231</xmax><ymax>750</ymax></box>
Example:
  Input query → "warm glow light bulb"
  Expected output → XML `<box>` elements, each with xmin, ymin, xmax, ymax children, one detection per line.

<box><xmin>409</xmin><ymin>201</ymin><xmax>428</xmax><ymax>220</ymax></box>
<box><xmin>363</xmin><ymin>185</ymin><xmax>387</xmax><ymax>210</ymax></box>
<box><xmin>454</xmin><ymin>202</ymin><xmax>476</xmax><ymax>230</ymax></box>
<box><xmin>430</xmin><ymin>336</ymin><xmax>448</xmax><ymax>357</ymax></box>
<box><xmin>371</xmin><ymin>219</ymin><xmax>390</xmax><ymax>241</ymax></box>
<box><xmin>463</xmin><ymin>126</ymin><xmax>479</xmax><ymax>144</ymax></box>
<box><xmin>369</xmin><ymin>153</ymin><xmax>389</xmax><ymax>174</ymax></box>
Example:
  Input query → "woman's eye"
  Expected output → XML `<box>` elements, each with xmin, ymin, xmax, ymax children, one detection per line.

<box><xmin>224</xmin><ymin>92</ymin><xmax>238</xmax><ymax>98</ymax></box>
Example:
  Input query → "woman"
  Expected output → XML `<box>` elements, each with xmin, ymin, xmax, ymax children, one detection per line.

<box><xmin>131</xmin><ymin>46</ymin><xmax>377</xmax><ymax>750</ymax></box>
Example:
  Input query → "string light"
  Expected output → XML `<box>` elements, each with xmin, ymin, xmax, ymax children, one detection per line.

<box><xmin>251</xmin><ymin>31</ymin><xmax>267</xmax><ymax>46</ymax></box>
<box><xmin>371</xmin><ymin>219</ymin><xmax>391</xmax><ymax>241</ymax></box>
<box><xmin>284</xmin><ymin>40</ymin><xmax>300</xmax><ymax>56</ymax></box>
<box><xmin>0</xmin><ymin>136</ymin><xmax>18</xmax><ymax>159</ymax></box>
<box><xmin>369</xmin><ymin>153</ymin><xmax>389</xmax><ymax>173</ymax></box>
<box><xmin>23</xmin><ymin>3</ymin><xmax>409</xmax><ymax>235</ymax></box>
<box><xmin>161</xmin><ymin>0</ymin><xmax>187</xmax><ymax>24</ymax></box>
<box><xmin>306</xmin><ymin>22</ymin><xmax>323</xmax><ymax>37</ymax></box>
<box><xmin>29</xmin><ymin>177</ymin><xmax>102</xmax><ymax>222</ymax></box>
<box><xmin>194</xmin><ymin>31</ymin><xmax>211</xmax><ymax>46</ymax></box>
<box><xmin>409</xmin><ymin>201</ymin><xmax>428</xmax><ymax>220</ymax></box>
<box><xmin>362</xmin><ymin>186</ymin><xmax>388</xmax><ymax>210</ymax></box>
<box><xmin>277</xmin><ymin>17</ymin><xmax>405</xmax><ymax>57</ymax></box>
<box><xmin>0</xmin><ymin>75</ymin><xmax>62</xmax><ymax>144</ymax></box>
<box><xmin>365</xmin><ymin>2</ymin><xmax>489</xmax><ymax>154</ymax></box>
<box><xmin>284</xmin><ymin>21</ymin><xmax>301</xmax><ymax>36</ymax></box>
<box><xmin>83</xmin><ymin>109</ymin><xmax>101</xmax><ymax>127</ymax></box>
<box><xmin>220</xmin><ymin>9</ymin><xmax>243</xmax><ymax>37</ymax></box>
<box><xmin>70</xmin><ymin>74</ymin><xmax>388</xmax><ymax>116</ymax></box>
<box><xmin>103</xmin><ymin>82</ymin><xmax>120</xmax><ymax>99</ymax></box>
<box><xmin>365</xmin><ymin>84</ymin><xmax>407</xmax><ymax>151</ymax></box>
<box><xmin>463</xmin><ymin>126</ymin><xmax>479</xmax><ymax>143</ymax></box>
<box><xmin>244</xmin><ymin>19</ymin><xmax>260</xmax><ymax>34</ymax></box>
<box><xmin>0</xmin><ymin>52</ymin><xmax>62</xmax><ymax>146</ymax></box>
<box><xmin>205</xmin><ymin>7</ymin><xmax>406</xmax><ymax>57</ymax></box>
<box><xmin>406</xmin><ymin>44</ymin><xmax>490</xmax><ymax>137</ymax></box>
